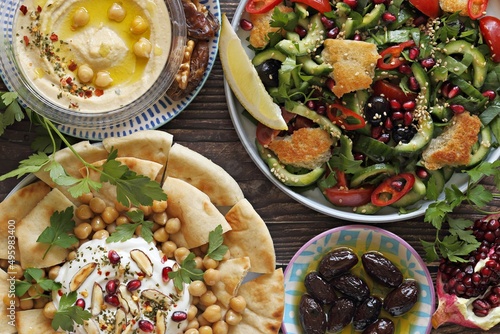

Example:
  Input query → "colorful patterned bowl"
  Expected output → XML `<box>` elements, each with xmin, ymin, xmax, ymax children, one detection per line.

<box><xmin>282</xmin><ymin>225</ymin><xmax>435</xmax><ymax>334</ymax></box>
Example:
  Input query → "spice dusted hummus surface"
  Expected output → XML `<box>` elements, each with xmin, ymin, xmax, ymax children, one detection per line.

<box><xmin>53</xmin><ymin>238</ymin><xmax>192</xmax><ymax>334</ymax></box>
<box><xmin>14</xmin><ymin>0</ymin><xmax>172</xmax><ymax>113</ymax></box>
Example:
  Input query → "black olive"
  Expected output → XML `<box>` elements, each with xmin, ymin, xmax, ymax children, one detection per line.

<box><xmin>361</xmin><ymin>252</ymin><xmax>403</xmax><ymax>288</ymax></box>
<box><xmin>255</xmin><ymin>59</ymin><xmax>281</xmax><ymax>88</ymax></box>
<box><xmin>331</xmin><ymin>273</ymin><xmax>370</xmax><ymax>303</ymax></box>
<box><xmin>392</xmin><ymin>125</ymin><xmax>417</xmax><ymax>144</ymax></box>
<box><xmin>318</xmin><ymin>248</ymin><xmax>359</xmax><ymax>280</ymax></box>
<box><xmin>299</xmin><ymin>294</ymin><xmax>327</xmax><ymax>334</ymax></box>
<box><xmin>353</xmin><ymin>296</ymin><xmax>383</xmax><ymax>331</ymax></box>
<box><xmin>365</xmin><ymin>96</ymin><xmax>390</xmax><ymax>126</ymax></box>
<box><xmin>362</xmin><ymin>318</ymin><xmax>395</xmax><ymax>334</ymax></box>
<box><xmin>304</xmin><ymin>271</ymin><xmax>337</xmax><ymax>304</ymax></box>
<box><xmin>327</xmin><ymin>297</ymin><xmax>356</xmax><ymax>333</ymax></box>
<box><xmin>383</xmin><ymin>280</ymin><xmax>419</xmax><ymax>316</ymax></box>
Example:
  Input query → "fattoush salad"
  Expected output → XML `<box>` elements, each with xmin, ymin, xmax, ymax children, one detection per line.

<box><xmin>239</xmin><ymin>0</ymin><xmax>500</xmax><ymax>214</ymax></box>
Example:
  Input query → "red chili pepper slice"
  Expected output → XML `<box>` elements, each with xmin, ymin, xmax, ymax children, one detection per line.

<box><xmin>245</xmin><ymin>0</ymin><xmax>283</xmax><ymax>14</ymax></box>
<box><xmin>377</xmin><ymin>40</ymin><xmax>416</xmax><ymax>70</ymax></box>
<box><xmin>371</xmin><ymin>173</ymin><xmax>415</xmax><ymax>206</ymax></box>
<box><xmin>468</xmin><ymin>0</ymin><xmax>488</xmax><ymax>20</ymax></box>
<box><xmin>323</xmin><ymin>171</ymin><xmax>374</xmax><ymax>207</ymax></box>
<box><xmin>326</xmin><ymin>103</ymin><xmax>366</xmax><ymax>131</ymax></box>
<box><xmin>291</xmin><ymin>0</ymin><xmax>332</xmax><ymax>13</ymax></box>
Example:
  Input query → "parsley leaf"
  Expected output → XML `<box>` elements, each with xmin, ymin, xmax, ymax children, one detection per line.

<box><xmin>37</xmin><ymin>207</ymin><xmax>78</xmax><ymax>259</ymax></box>
<box><xmin>0</xmin><ymin>152</ymin><xmax>50</xmax><ymax>181</ymax></box>
<box><xmin>0</xmin><ymin>92</ymin><xmax>25</xmax><ymax>137</ymax></box>
<box><xmin>51</xmin><ymin>291</ymin><xmax>91</xmax><ymax>332</ymax></box>
<box><xmin>206</xmin><ymin>225</ymin><xmax>229</xmax><ymax>261</ymax></box>
<box><xmin>168</xmin><ymin>253</ymin><xmax>204</xmax><ymax>291</ymax></box>
<box><xmin>15</xmin><ymin>268</ymin><xmax>61</xmax><ymax>297</ymax></box>
<box><xmin>107</xmin><ymin>210</ymin><xmax>154</xmax><ymax>243</ymax></box>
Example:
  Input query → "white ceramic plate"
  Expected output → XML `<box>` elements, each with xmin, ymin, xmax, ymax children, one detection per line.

<box><xmin>225</xmin><ymin>1</ymin><xmax>500</xmax><ymax>223</ymax></box>
<box><xmin>282</xmin><ymin>225</ymin><xmax>435</xmax><ymax>334</ymax></box>
<box><xmin>0</xmin><ymin>0</ymin><xmax>220</xmax><ymax>141</ymax></box>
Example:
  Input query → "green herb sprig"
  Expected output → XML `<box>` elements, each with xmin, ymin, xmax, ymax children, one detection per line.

<box><xmin>106</xmin><ymin>209</ymin><xmax>154</xmax><ymax>243</ymax></box>
<box><xmin>37</xmin><ymin>206</ymin><xmax>78</xmax><ymax>259</ymax></box>
<box><xmin>15</xmin><ymin>267</ymin><xmax>61</xmax><ymax>298</ymax></box>
<box><xmin>0</xmin><ymin>92</ymin><xmax>25</xmax><ymax>137</ymax></box>
<box><xmin>51</xmin><ymin>291</ymin><xmax>91</xmax><ymax>332</ymax></box>
<box><xmin>422</xmin><ymin>160</ymin><xmax>500</xmax><ymax>262</ymax></box>
<box><xmin>206</xmin><ymin>225</ymin><xmax>229</xmax><ymax>261</ymax></box>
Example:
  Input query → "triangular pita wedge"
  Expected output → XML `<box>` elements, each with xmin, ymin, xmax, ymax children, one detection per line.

<box><xmin>166</xmin><ymin>143</ymin><xmax>244</xmax><ymax>206</ymax></box>
<box><xmin>15</xmin><ymin>309</ymin><xmax>56</xmax><ymax>334</ymax></box>
<box><xmin>228</xmin><ymin>269</ymin><xmax>284</xmax><ymax>334</ymax></box>
<box><xmin>34</xmin><ymin>141</ymin><xmax>108</xmax><ymax>204</ymax></box>
<box><xmin>211</xmin><ymin>257</ymin><xmax>251</xmax><ymax>308</ymax></box>
<box><xmin>16</xmin><ymin>188</ymin><xmax>74</xmax><ymax>269</ymax></box>
<box><xmin>102</xmin><ymin>130</ymin><xmax>173</xmax><ymax>166</ymax></box>
<box><xmin>224</xmin><ymin>199</ymin><xmax>276</xmax><ymax>274</ymax></box>
<box><xmin>0</xmin><ymin>180</ymin><xmax>51</xmax><ymax>260</ymax></box>
<box><xmin>0</xmin><ymin>269</ymin><xmax>17</xmax><ymax>333</ymax></box>
<box><xmin>80</xmin><ymin>157</ymin><xmax>163</xmax><ymax>206</ymax></box>
<box><xmin>162</xmin><ymin>177</ymin><xmax>231</xmax><ymax>248</ymax></box>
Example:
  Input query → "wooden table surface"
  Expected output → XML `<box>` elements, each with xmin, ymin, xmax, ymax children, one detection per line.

<box><xmin>1</xmin><ymin>1</ymin><xmax>499</xmax><ymax>333</ymax></box>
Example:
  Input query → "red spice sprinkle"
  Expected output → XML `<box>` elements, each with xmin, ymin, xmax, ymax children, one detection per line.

<box><xmin>23</xmin><ymin>36</ymin><xmax>29</xmax><ymax>46</ymax></box>
<box><xmin>105</xmin><ymin>271</ymin><xmax>110</xmax><ymax>276</ymax></box>
<box><xmin>50</xmin><ymin>33</ymin><xmax>58</xmax><ymax>42</ymax></box>
<box><xmin>19</xmin><ymin>5</ymin><xmax>28</xmax><ymax>15</ymax></box>
<box><xmin>37</xmin><ymin>5</ymin><xmax>42</xmax><ymax>12</ymax></box>
<box><xmin>68</xmin><ymin>61</ymin><xmax>77</xmax><ymax>71</ymax></box>
<box><xmin>66</xmin><ymin>77</ymin><xmax>73</xmax><ymax>84</ymax></box>
<box><xmin>84</xmin><ymin>90</ymin><xmax>93</xmax><ymax>98</ymax></box>
<box><xmin>95</xmin><ymin>89</ymin><xmax>104</xmax><ymax>97</ymax></box>
<box><xmin>97</xmin><ymin>270</ymin><xmax>102</xmax><ymax>275</ymax></box>
<box><xmin>58</xmin><ymin>290</ymin><xmax>63</xmax><ymax>296</ymax></box>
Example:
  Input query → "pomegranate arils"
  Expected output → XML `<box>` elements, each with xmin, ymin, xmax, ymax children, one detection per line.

<box><xmin>294</xmin><ymin>25</ymin><xmax>307</xmax><ymax>38</ymax></box>
<box><xmin>75</xmin><ymin>298</ymin><xmax>86</xmax><ymax>308</ymax></box>
<box><xmin>171</xmin><ymin>311</ymin><xmax>188</xmax><ymax>322</ymax></box>
<box><xmin>327</xmin><ymin>27</ymin><xmax>340</xmax><ymax>39</ymax></box>
<box><xmin>239</xmin><ymin>19</ymin><xmax>253</xmax><ymax>31</ymax></box>
<box><xmin>450</xmin><ymin>104</ymin><xmax>465</xmax><ymax>114</ymax></box>
<box><xmin>106</xmin><ymin>280</ymin><xmax>118</xmax><ymax>294</ymax></box>
<box><xmin>104</xmin><ymin>294</ymin><xmax>120</xmax><ymax>307</ymax></box>
<box><xmin>321</xmin><ymin>16</ymin><xmax>335</xmax><ymax>30</ymax></box>
<box><xmin>382</xmin><ymin>12</ymin><xmax>396</xmax><ymax>22</ymax></box>
<box><xmin>138</xmin><ymin>320</ymin><xmax>155</xmax><ymax>332</ymax></box>
<box><xmin>127</xmin><ymin>279</ymin><xmax>141</xmax><ymax>291</ymax></box>
<box><xmin>108</xmin><ymin>250</ymin><xmax>121</xmax><ymax>264</ymax></box>
<box><xmin>482</xmin><ymin>90</ymin><xmax>496</xmax><ymax>100</ymax></box>
<box><xmin>162</xmin><ymin>267</ymin><xmax>173</xmax><ymax>282</ymax></box>
<box><xmin>408</xmin><ymin>47</ymin><xmax>420</xmax><ymax>60</ymax></box>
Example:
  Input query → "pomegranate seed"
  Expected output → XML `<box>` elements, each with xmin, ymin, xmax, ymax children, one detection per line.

<box><xmin>403</xmin><ymin>112</ymin><xmax>413</xmax><ymax>126</ymax></box>
<box><xmin>104</xmin><ymin>294</ymin><xmax>120</xmax><ymax>307</ymax></box>
<box><xmin>344</xmin><ymin>0</ymin><xmax>357</xmax><ymax>9</ymax></box>
<box><xmin>106</xmin><ymin>280</ymin><xmax>118</xmax><ymax>295</ymax></box>
<box><xmin>416</xmin><ymin>167</ymin><xmax>429</xmax><ymax>180</ymax></box>
<box><xmin>441</xmin><ymin>81</ymin><xmax>451</xmax><ymax>97</ymax></box>
<box><xmin>239</xmin><ymin>19</ymin><xmax>253</xmax><ymax>31</ymax></box>
<box><xmin>353</xmin><ymin>153</ymin><xmax>365</xmax><ymax>160</ymax></box>
<box><xmin>316</xmin><ymin>104</ymin><xmax>327</xmax><ymax>115</ymax></box>
<box><xmin>473</xmin><ymin>299</ymin><xmax>491</xmax><ymax>311</ymax></box>
<box><xmin>474</xmin><ymin>309</ymin><xmax>489</xmax><ymax>317</ymax></box>
<box><xmin>383</xmin><ymin>117</ymin><xmax>393</xmax><ymax>130</ymax></box>
<box><xmin>75</xmin><ymin>298</ymin><xmax>86</xmax><ymax>308</ymax></box>
<box><xmin>371</xmin><ymin>126</ymin><xmax>383</xmax><ymax>139</ymax></box>
<box><xmin>382</xmin><ymin>12</ymin><xmax>396</xmax><ymax>22</ymax></box>
<box><xmin>171</xmin><ymin>311</ymin><xmax>188</xmax><ymax>322</ymax></box>
<box><xmin>483</xmin><ymin>90</ymin><xmax>496</xmax><ymax>100</ymax></box>
<box><xmin>326</xmin><ymin>78</ymin><xmax>335</xmax><ymax>92</ymax></box>
<box><xmin>294</xmin><ymin>25</ymin><xmax>307</xmax><ymax>38</ymax></box>
<box><xmin>447</xmin><ymin>86</ymin><xmax>461</xmax><ymax>99</ymax></box>
<box><xmin>378</xmin><ymin>133</ymin><xmax>390</xmax><ymax>143</ymax></box>
<box><xmin>306</xmin><ymin>100</ymin><xmax>316</xmax><ymax>110</ymax></box>
<box><xmin>408</xmin><ymin>76</ymin><xmax>420</xmax><ymax>91</ymax></box>
<box><xmin>392</xmin><ymin>111</ymin><xmax>403</xmax><ymax>120</ymax></box>
<box><xmin>481</xmin><ymin>267</ymin><xmax>492</xmax><ymax>277</ymax></box>
<box><xmin>138</xmin><ymin>320</ymin><xmax>155</xmax><ymax>332</ymax></box>
<box><xmin>409</xmin><ymin>47</ymin><xmax>420</xmax><ymax>60</ymax></box>
<box><xmin>373</xmin><ymin>0</ymin><xmax>386</xmax><ymax>3</ymax></box>
<box><xmin>488</xmin><ymin>220</ymin><xmax>500</xmax><ymax>231</ymax></box>
<box><xmin>162</xmin><ymin>267</ymin><xmax>173</xmax><ymax>282</ymax></box>
<box><xmin>389</xmin><ymin>99</ymin><xmax>401</xmax><ymax>111</ymax></box>
<box><xmin>390</xmin><ymin>180</ymin><xmax>404</xmax><ymax>192</ymax></box>
<box><xmin>450</xmin><ymin>104</ymin><xmax>465</xmax><ymax>114</ymax></box>
<box><xmin>321</xmin><ymin>16</ymin><xmax>336</xmax><ymax>29</ymax></box>
<box><xmin>398</xmin><ymin>63</ymin><xmax>412</xmax><ymax>75</ymax></box>
<box><xmin>485</xmin><ymin>232</ymin><xmax>496</xmax><ymax>243</ymax></box>
<box><xmin>108</xmin><ymin>250</ymin><xmax>121</xmax><ymax>264</ymax></box>
<box><xmin>402</xmin><ymin>100</ymin><xmax>416</xmax><ymax>111</ymax></box>
<box><xmin>127</xmin><ymin>279</ymin><xmax>141</xmax><ymax>292</ymax></box>
<box><xmin>420</xmin><ymin>57</ymin><xmax>436</xmax><ymax>69</ymax></box>
<box><xmin>327</xmin><ymin>27</ymin><xmax>340</xmax><ymax>39</ymax></box>
<box><xmin>353</xmin><ymin>33</ymin><xmax>362</xmax><ymax>41</ymax></box>
<box><xmin>413</xmin><ymin>16</ymin><xmax>427</xmax><ymax>26</ymax></box>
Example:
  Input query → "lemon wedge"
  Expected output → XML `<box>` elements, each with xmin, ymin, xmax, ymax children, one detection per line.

<box><xmin>219</xmin><ymin>13</ymin><xmax>287</xmax><ymax>130</ymax></box>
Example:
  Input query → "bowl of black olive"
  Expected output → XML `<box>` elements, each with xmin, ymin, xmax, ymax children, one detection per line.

<box><xmin>282</xmin><ymin>225</ymin><xmax>435</xmax><ymax>334</ymax></box>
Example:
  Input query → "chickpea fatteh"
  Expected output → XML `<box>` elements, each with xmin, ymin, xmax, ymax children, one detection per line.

<box><xmin>14</xmin><ymin>0</ymin><xmax>172</xmax><ymax>112</ymax></box>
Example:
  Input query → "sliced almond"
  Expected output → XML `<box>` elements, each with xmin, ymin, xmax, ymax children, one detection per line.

<box><xmin>91</xmin><ymin>283</ymin><xmax>103</xmax><ymax>316</ymax></box>
<box><xmin>70</xmin><ymin>262</ymin><xmax>97</xmax><ymax>292</ymax></box>
<box><xmin>83</xmin><ymin>319</ymin><xmax>100</xmax><ymax>334</ymax></box>
<box><xmin>130</xmin><ymin>249</ymin><xmax>153</xmax><ymax>276</ymax></box>
<box><xmin>118</xmin><ymin>285</ymin><xmax>139</xmax><ymax>316</ymax></box>
<box><xmin>155</xmin><ymin>310</ymin><xmax>166</xmax><ymax>334</ymax></box>
<box><xmin>115</xmin><ymin>308</ymin><xmax>127</xmax><ymax>334</ymax></box>
<box><xmin>141</xmin><ymin>289</ymin><xmax>173</xmax><ymax>308</ymax></box>
<box><xmin>122</xmin><ymin>322</ymin><xmax>134</xmax><ymax>334</ymax></box>
<box><xmin>117</xmin><ymin>292</ymin><xmax>129</xmax><ymax>313</ymax></box>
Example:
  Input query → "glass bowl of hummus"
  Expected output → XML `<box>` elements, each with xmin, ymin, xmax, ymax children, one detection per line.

<box><xmin>0</xmin><ymin>0</ymin><xmax>186</xmax><ymax>128</ymax></box>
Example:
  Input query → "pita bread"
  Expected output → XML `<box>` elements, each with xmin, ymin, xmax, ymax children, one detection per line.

<box><xmin>16</xmin><ymin>188</ymin><xmax>74</xmax><ymax>269</ymax></box>
<box><xmin>228</xmin><ymin>269</ymin><xmax>285</xmax><ymax>334</ymax></box>
<box><xmin>0</xmin><ymin>269</ymin><xmax>17</xmax><ymax>334</ymax></box>
<box><xmin>34</xmin><ymin>141</ymin><xmax>108</xmax><ymax>204</ymax></box>
<box><xmin>0</xmin><ymin>181</ymin><xmax>51</xmax><ymax>260</ymax></box>
<box><xmin>224</xmin><ymin>199</ymin><xmax>276</xmax><ymax>274</ymax></box>
<box><xmin>15</xmin><ymin>309</ymin><xmax>56</xmax><ymax>334</ymax></box>
<box><xmin>162</xmin><ymin>177</ymin><xmax>232</xmax><ymax>249</ymax></box>
<box><xmin>166</xmin><ymin>143</ymin><xmax>244</xmax><ymax>206</ymax></box>
<box><xmin>211</xmin><ymin>257</ymin><xmax>251</xmax><ymax>308</ymax></box>
<box><xmin>80</xmin><ymin>157</ymin><xmax>163</xmax><ymax>206</ymax></box>
<box><xmin>102</xmin><ymin>130</ymin><xmax>173</xmax><ymax>167</ymax></box>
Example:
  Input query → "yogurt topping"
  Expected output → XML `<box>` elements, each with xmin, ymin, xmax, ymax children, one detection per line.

<box><xmin>53</xmin><ymin>238</ymin><xmax>191</xmax><ymax>334</ymax></box>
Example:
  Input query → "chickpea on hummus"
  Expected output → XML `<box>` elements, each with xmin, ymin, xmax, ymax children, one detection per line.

<box><xmin>14</xmin><ymin>0</ymin><xmax>172</xmax><ymax>112</ymax></box>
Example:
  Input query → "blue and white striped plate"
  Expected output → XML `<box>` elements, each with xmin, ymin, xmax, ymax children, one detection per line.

<box><xmin>0</xmin><ymin>0</ymin><xmax>220</xmax><ymax>141</ymax></box>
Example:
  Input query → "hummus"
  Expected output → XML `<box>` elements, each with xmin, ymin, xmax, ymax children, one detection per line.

<box><xmin>14</xmin><ymin>0</ymin><xmax>172</xmax><ymax>113</ymax></box>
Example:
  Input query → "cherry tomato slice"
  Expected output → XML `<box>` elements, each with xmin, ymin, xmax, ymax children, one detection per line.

<box><xmin>291</xmin><ymin>0</ymin><xmax>332</xmax><ymax>13</ymax></box>
<box><xmin>371</xmin><ymin>173</ymin><xmax>415</xmax><ymax>206</ymax></box>
<box><xmin>480</xmin><ymin>16</ymin><xmax>500</xmax><ymax>63</ymax></box>
<box><xmin>372</xmin><ymin>80</ymin><xmax>418</xmax><ymax>103</ymax></box>
<box><xmin>468</xmin><ymin>0</ymin><xmax>488</xmax><ymax>20</ymax></box>
<box><xmin>245</xmin><ymin>0</ymin><xmax>282</xmax><ymax>14</ymax></box>
<box><xmin>377</xmin><ymin>40</ymin><xmax>416</xmax><ymax>70</ymax></box>
<box><xmin>409</xmin><ymin>0</ymin><xmax>440</xmax><ymax>18</ymax></box>
<box><xmin>326</xmin><ymin>104</ymin><xmax>366</xmax><ymax>131</ymax></box>
<box><xmin>324</xmin><ymin>186</ymin><xmax>374</xmax><ymax>207</ymax></box>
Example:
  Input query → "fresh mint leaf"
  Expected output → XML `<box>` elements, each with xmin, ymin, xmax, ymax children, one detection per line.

<box><xmin>168</xmin><ymin>253</ymin><xmax>204</xmax><ymax>290</ymax></box>
<box><xmin>207</xmin><ymin>225</ymin><xmax>229</xmax><ymax>261</ymax></box>
<box><xmin>52</xmin><ymin>291</ymin><xmax>91</xmax><ymax>332</ymax></box>
<box><xmin>37</xmin><ymin>207</ymin><xmax>78</xmax><ymax>258</ymax></box>
<box><xmin>0</xmin><ymin>152</ymin><xmax>50</xmax><ymax>181</ymax></box>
